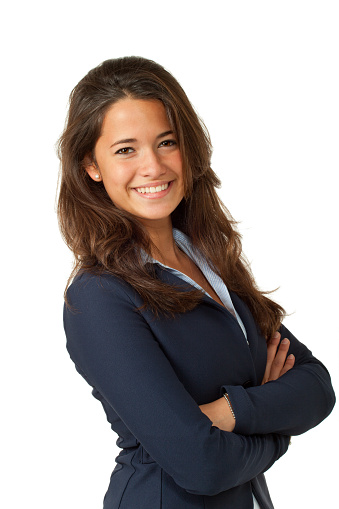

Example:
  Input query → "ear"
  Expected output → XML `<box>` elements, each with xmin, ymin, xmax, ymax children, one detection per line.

<box><xmin>83</xmin><ymin>153</ymin><xmax>102</xmax><ymax>182</ymax></box>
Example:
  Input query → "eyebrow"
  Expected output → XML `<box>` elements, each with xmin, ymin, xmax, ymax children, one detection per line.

<box><xmin>110</xmin><ymin>130</ymin><xmax>174</xmax><ymax>148</ymax></box>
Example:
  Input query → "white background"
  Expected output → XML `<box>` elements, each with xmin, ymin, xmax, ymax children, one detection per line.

<box><xmin>2</xmin><ymin>1</ymin><xmax>338</xmax><ymax>508</ymax></box>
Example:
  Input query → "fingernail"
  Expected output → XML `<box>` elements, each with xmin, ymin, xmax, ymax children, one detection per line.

<box><xmin>288</xmin><ymin>354</ymin><xmax>294</xmax><ymax>359</ymax></box>
<box><xmin>281</xmin><ymin>338</ymin><xmax>289</xmax><ymax>345</ymax></box>
<box><xmin>273</xmin><ymin>332</ymin><xmax>280</xmax><ymax>339</ymax></box>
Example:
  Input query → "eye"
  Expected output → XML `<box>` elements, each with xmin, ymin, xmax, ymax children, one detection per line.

<box><xmin>159</xmin><ymin>139</ymin><xmax>177</xmax><ymax>148</ymax></box>
<box><xmin>115</xmin><ymin>147</ymin><xmax>134</xmax><ymax>155</ymax></box>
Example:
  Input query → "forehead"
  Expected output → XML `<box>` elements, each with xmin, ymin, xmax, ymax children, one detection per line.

<box><xmin>100</xmin><ymin>98</ymin><xmax>171</xmax><ymax>137</ymax></box>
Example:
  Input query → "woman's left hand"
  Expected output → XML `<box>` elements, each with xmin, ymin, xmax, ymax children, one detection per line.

<box><xmin>261</xmin><ymin>331</ymin><xmax>295</xmax><ymax>385</ymax></box>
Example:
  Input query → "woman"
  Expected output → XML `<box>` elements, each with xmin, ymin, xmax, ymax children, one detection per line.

<box><xmin>58</xmin><ymin>57</ymin><xmax>335</xmax><ymax>509</ymax></box>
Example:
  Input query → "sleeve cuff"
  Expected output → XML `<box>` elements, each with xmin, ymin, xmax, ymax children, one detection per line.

<box><xmin>220</xmin><ymin>385</ymin><xmax>256</xmax><ymax>435</ymax></box>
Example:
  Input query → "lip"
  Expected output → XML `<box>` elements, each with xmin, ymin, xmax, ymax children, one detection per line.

<box><xmin>131</xmin><ymin>180</ymin><xmax>174</xmax><ymax>199</ymax></box>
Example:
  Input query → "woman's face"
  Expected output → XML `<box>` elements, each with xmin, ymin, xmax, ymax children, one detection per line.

<box><xmin>86</xmin><ymin>98</ymin><xmax>184</xmax><ymax>230</ymax></box>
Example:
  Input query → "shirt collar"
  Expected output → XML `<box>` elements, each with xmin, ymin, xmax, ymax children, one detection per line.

<box><xmin>140</xmin><ymin>228</ymin><xmax>198</xmax><ymax>267</ymax></box>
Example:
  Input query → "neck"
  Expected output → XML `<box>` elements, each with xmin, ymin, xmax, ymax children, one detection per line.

<box><xmin>141</xmin><ymin>219</ymin><xmax>180</xmax><ymax>265</ymax></box>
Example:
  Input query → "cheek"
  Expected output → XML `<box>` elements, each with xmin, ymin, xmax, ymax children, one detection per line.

<box><xmin>167</xmin><ymin>152</ymin><xmax>183</xmax><ymax>182</ymax></box>
<box><xmin>173</xmin><ymin>151</ymin><xmax>183</xmax><ymax>168</ymax></box>
<box><xmin>174</xmin><ymin>153</ymin><xmax>184</xmax><ymax>181</ymax></box>
<box><xmin>103</xmin><ymin>165</ymin><xmax>134</xmax><ymax>190</ymax></box>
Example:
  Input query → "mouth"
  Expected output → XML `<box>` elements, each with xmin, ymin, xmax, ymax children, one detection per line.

<box><xmin>134</xmin><ymin>181</ymin><xmax>170</xmax><ymax>194</ymax></box>
<box><xmin>132</xmin><ymin>181</ymin><xmax>173</xmax><ymax>199</ymax></box>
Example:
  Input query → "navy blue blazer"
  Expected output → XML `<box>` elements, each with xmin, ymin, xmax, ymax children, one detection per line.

<box><xmin>64</xmin><ymin>267</ymin><xmax>335</xmax><ymax>509</ymax></box>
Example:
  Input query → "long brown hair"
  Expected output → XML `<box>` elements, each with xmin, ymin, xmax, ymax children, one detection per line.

<box><xmin>57</xmin><ymin>56</ymin><xmax>285</xmax><ymax>338</ymax></box>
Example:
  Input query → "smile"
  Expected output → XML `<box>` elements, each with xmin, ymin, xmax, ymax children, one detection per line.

<box><xmin>135</xmin><ymin>182</ymin><xmax>169</xmax><ymax>194</ymax></box>
<box><xmin>131</xmin><ymin>181</ymin><xmax>174</xmax><ymax>200</ymax></box>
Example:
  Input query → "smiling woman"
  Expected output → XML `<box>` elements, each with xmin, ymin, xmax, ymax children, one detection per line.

<box><xmin>57</xmin><ymin>57</ymin><xmax>335</xmax><ymax>509</ymax></box>
<box><xmin>85</xmin><ymin>98</ymin><xmax>184</xmax><ymax>226</ymax></box>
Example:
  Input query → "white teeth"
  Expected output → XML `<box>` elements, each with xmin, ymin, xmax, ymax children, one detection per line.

<box><xmin>135</xmin><ymin>183</ymin><xmax>169</xmax><ymax>194</ymax></box>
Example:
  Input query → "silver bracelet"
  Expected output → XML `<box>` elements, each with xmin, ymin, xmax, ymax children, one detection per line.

<box><xmin>223</xmin><ymin>393</ymin><xmax>236</xmax><ymax>421</ymax></box>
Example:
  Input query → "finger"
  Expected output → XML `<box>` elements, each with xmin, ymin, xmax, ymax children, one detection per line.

<box><xmin>267</xmin><ymin>338</ymin><xmax>290</xmax><ymax>381</ymax></box>
<box><xmin>267</xmin><ymin>332</ymin><xmax>281</xmax><ymax>362</ymax></box>
<box><xmin>262</xmin><ymin>332</ymin><xmax>280</xmax><ymax>383</ymax></box>
<box><xmin>279</xmin><ymin>354</ymin><xmax>295</xmax><ymax>377</ymax></box>
<box><xmin>261</xmin><ymin>332</ymin><xmax>280</xmax><ymax>384</ymax></box>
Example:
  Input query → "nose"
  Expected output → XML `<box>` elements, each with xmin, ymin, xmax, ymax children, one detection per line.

<box><xmin>139</xmin><ymin>149</ymin><xmax>166</xmax><ymax>178</ymax></box>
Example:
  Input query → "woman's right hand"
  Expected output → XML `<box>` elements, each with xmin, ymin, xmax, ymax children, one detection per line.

<box><xmin>261</xmin><ymin>331</ymin><xmax>295</xmax><ymax>385</ymax></box>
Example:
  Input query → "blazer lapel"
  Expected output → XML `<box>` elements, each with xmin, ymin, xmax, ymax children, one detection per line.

<box><xmin>154</xmin><ymin>264</ymin><xmax>243</xmax><ymax>326</ymax></box>
<box><xmin>154</xmin><ymin>264</ymin><xmax>263</xmax><ymax>384</ymax></box>
<box><xmin>230</xmin><ymin>291</ymin><xmax>267</xmax><ymax>384</ymax></box>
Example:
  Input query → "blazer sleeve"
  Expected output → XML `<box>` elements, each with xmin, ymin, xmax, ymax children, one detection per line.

<box><xmin>64</xmin><ymin>273</ymin><xmax>289</xmax><ymax>497</ymax></box>
<box><xmin>221</xmin><ymin>324</ymin><xmax>336</xmax><ymax>437</ymax></box>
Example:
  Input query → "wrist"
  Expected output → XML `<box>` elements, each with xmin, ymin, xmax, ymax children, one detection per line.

<box><xmin>223</xmin><ymin>392</ymin><xmax>236</xmax><ymax>423</ymax></box>
<box><xmin>199</xmin><ymin>396</ymin><xmax>236</xmax><ymax>432</ymax></box>
<box><xmin>214</xmin><ymin>396</ymin><xmax>236</xmax><ymax>432</ymax></box>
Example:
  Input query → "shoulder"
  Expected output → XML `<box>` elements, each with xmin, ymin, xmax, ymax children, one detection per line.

<box><xmin>65</xmin><ymin>269</ymin><xmax>141</xmax><ymax>314</ymax></box>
